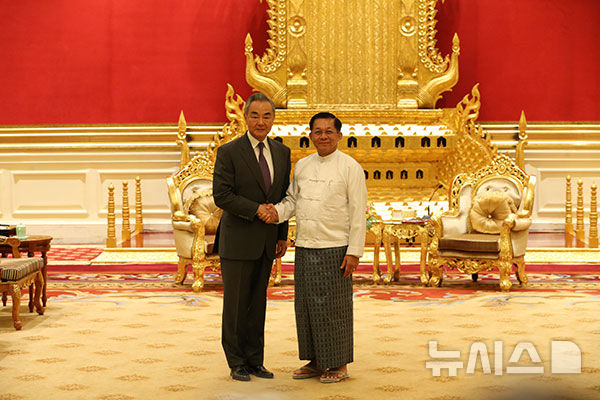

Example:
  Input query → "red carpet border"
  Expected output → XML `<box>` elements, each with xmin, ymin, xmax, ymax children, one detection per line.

<box><xmin>42</xmin><ymin>262</ymin><xmax>600</xmax><ymax>303</ymax></box>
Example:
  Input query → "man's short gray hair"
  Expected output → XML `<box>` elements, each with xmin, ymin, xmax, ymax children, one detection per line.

<box><xmin>244</xmin><ymin>92</ymin><xmax>276</xmax><ymax>116</ymax></box>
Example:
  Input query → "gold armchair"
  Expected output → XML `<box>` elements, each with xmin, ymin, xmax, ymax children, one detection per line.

<box><xmin>167</xmin><ymin>153</ymin><xmax>222</xmax><ymax>292</ymax></box>
<box><xmin>422</xmin><ymin>155</ymin><xmax>536</xmax><ymax>291</ymax></box>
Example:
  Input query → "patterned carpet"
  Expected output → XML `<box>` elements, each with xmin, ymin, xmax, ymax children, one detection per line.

<box><xmin>3</xmin><ymin>256</ymin><xmax>600</xmax><ymax>399</ymax></box>
<box><xmin>3</xmin><ymin>285</ymin><xmax>600</xmax><ymax>400</ymax></box>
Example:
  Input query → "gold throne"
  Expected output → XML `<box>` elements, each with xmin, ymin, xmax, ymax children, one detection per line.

<box><xmin>167</xmin><ymin>152</ymin><xmax>222</xmax><ymax>292</ymax></box>
<box><xmin>178</xmin><ymin>0</ymin><xmax>529</xmax><ymax>285</ymax></box>
<box><xmin>233</xmin><ymin>0</ymin><xmax>494</xmax><ymax>282</ymax></box>
<box><xmin>423</xmin><ymin>155</ymin><xmax>536</xmax><ymax>291</ymax></box>
<box><xmin>174</xmin><ymin>90</ymin><xmax>290</xmax><ymax>290</ymax></box>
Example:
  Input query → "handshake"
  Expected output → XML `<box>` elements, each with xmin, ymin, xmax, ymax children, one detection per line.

<box><xmin>257</xmin><ymin>203</ymin><xmax>279</xmax><ymax>224</ymax></box>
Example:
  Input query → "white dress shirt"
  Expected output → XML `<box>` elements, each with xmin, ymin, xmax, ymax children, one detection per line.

<box><xmin>275</xmin><ymin>149</ymin><xmax>367</xmax><ymax>257</ymax></box>
<box><xmin>247</xmin><ymin>133</ymin><xmax>274</xmax><ymax>183</ymax></box>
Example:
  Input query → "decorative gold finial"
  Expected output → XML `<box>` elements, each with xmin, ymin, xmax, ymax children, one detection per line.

<box><xmin>245</xmin><ymin>33</ymin><xmax>254</xmax><ymax>54</ymax></box>
<box><xmin>122</xmin><ymin>181</ymin><xmax>131</xmax><ymax>244</ymax></box>
<box><xmin>565</xmin><ymin>176</ymin><xmax>573</xmax><ymax>247</ymax></box>
<box><xmin>177</xmin><ymin>110</ymin><xmax>187</xmax><ymax>140</ymax></box>
<box><xmin>106</xmin><ymin>184</ymin><xmax>116</xmax><ymax>248</ymax></box>
<box><xmin>177</xmin><ymin>110</ymin><xmax>190</xmax><ymax>168</ymax></box>
<box><xmin>518</xmin><ymin>110</ymin><xmax>527</xmax><ymax>140</ymax></box>
<box><xmin>452</xmin><ymin>33</ymin><xmax>460</xmax><ymax>53</ymax></box>
<box><xmin>516</xmin><ymin>110</ymin><xmax>528</xmax><ymax>171</ymax></box>
<box><xmin>576</xmin><ymin>178</ymin><xmax>585</xmax><ymax>248</ymax></box>
<box><xmin>590</xmin><ymin>183</ymin><xmax>598</xmax><ymax>248</ymax></box>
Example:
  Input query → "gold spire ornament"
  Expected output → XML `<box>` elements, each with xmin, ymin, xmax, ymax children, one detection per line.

<box><xmin>177</xmin><ymin>110</ymin><xmax>190</xmax><ymax>169</ymax></box>
<box><xmin>516</xmin><ymin>110</ymin><xmax>528</xmax><ymax>171</ymax></box>
<box><xmin>565</xmin><ymin>176</ymin><xmax>573</xmax><ymax>247</ymax></box>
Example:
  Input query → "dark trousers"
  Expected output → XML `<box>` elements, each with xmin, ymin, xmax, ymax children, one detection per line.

<box><xmin>220</xmin><ymin>251</ymin><xmax>273</xmax><ymax>368</ymax></box>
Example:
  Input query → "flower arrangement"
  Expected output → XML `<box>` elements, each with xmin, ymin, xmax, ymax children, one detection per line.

<box><xmin>366</xmin><ymin>202</ymin><xmax>379</xmax><ymax>230</ymax></box>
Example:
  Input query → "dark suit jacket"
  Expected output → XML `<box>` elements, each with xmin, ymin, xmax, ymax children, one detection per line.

<box><xmin>213</xmin><ymin>133</ymin><xmax>291</xmax><ymax>260</ymax></box>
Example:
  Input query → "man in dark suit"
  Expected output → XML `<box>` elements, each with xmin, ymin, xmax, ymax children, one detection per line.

<box><xmin>213</xmin><ymin>92</ymin><xmax>291</xmax><ymax>381</ymax></box>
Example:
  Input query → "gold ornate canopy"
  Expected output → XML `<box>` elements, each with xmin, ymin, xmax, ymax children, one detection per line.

<box><xmin>246</xmin><ymin>0</ymin><xmax>459</xmax><ymax>110</ymax></box>
<box><xmin>170</xmin><ymin>0</ymin><xmax>532</xmax><ymax>285</ymax></box>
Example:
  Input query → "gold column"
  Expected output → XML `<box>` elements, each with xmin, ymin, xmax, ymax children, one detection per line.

<box><xmin>135</xmin><ymin>176</ymin><xmax>143</xmax><ymax>235</ymax></box>
<box><xmin>134</xmin><ymin>176</ymin><xmax>144</xmax><ymax>247</ymax></box>
<box><xmin>576</xmin><ymin>178</ymin><xmax>585</xmax><ymax>248</ymax></box>
<box><xmin>590</xmin><ymin>183</ymin><xmax>598</xmax><ymax>248</ymax></box>
<box><xmin>122</xmin><ymin>181</ymin><xmax>131</xmax><ymax>244</ymax></box>
<box><xmin>565</xmin><ymin>176</ymin><xmax>573</xmax><ymax>247</ymax></box>
<box><xmin>106</xmin><ymin>184</ymin><xmax>116</xmax><ymax>248</ymax></box>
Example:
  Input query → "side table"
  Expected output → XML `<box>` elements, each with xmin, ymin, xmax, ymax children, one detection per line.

<box><xmin>381</xmin><ymin>219</ymin><xmax>428</xmax><ymax>284</ymax></box>
<box><xmin>0</xmin><ymin>235</ymin><xmax>52</xmax><ymax>306</ymax></box>
<box><xmin>367</xmin><ymin>221</ymin><xmax>384</xmax><ymax>283</ymax></box>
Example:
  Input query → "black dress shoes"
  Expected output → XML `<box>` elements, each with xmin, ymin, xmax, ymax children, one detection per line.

<box><xmin>248</xmin><ymin>365</ymin><xmax>274</xmax><ymax>379</ymax></box>
<box><xmin>230</xmin><ymin>366</ymin><xmax>251</xmax><ymax>381</ymax></box>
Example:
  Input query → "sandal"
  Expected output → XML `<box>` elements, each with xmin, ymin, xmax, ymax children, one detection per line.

<box><xmin>292</xmin><ymin>365</ymin><xmax>322</xmax><ymax>379</ymax></box>
<box><xmin>320</xmin><ymin>368</ymin><xmax>349</xmax><ymax>383</ymax></box>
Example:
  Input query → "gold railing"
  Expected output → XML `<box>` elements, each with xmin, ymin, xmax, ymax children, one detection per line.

<box><xmin>0</xmin><ymin>124</ymin><xmax>215</xmax><ymax>154</ymax></box>
<box><xmin>2</xmin><ymin>122</ymin><xmax>599</xmax><ymax>154</ymax></box>
<box><xmin>482</xmin><ymin>122</ymin><xmax>600</xmax><ymax>151</ymax></box>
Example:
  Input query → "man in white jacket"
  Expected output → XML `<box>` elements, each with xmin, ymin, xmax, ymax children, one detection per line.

<box><xmin>262</xmin><ymin>112</ymin><xmax>367</xmax><ymax>383</ymax></box>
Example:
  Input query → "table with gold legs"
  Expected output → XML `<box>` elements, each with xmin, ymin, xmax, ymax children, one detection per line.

<box><xmin>381</xmin><ymin>220</ymin><xmax>428</xmax><ymax>284</ymax></box>
<box><xmin>367</xmin><ymin>221</ymin><xmax>384</xmax><ymax>284</ymax></box>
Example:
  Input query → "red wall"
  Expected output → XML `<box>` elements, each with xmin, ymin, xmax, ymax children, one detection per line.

<box><xmin>436</xmin><ymin>0</ymin><xmax>600</xmax><ymax>121</ymax></box>
<box><xmin>0</xmin><ymin>0</ymin><xmax>598</xmax><ymax>124</ymax></box>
